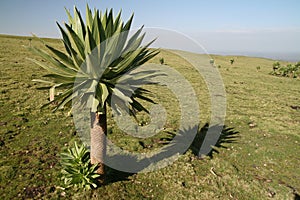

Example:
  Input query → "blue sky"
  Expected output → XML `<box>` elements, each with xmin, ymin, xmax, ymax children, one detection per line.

<box><xmin>0</xmin><ymin>0</ymin><xmax>299</xmax><ymax>57</ymax></box>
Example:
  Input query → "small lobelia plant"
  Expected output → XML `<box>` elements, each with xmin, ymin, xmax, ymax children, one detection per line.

<box><xmin>60</xmin><ymin>142</ymin><xmax>100</xmax><ymax>189</ymax></box>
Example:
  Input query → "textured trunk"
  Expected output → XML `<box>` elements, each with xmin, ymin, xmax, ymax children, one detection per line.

<box><xmin>90</xmin><ymin>107</ymin><xmax>107</xmax><ymax>184</ymax></box>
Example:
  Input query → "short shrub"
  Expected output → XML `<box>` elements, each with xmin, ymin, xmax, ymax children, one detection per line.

<box><xmin>230</xmin><ymin>58</ymin><xmax>235</xmax><ymax>65</ymax></box>
<box><xmin>270</xmin><ymin>61</ymin><xmax>300</xmax><ymax>78</ymax></box>
<box><xmin>159</xmin><ymin>57</ymin><xmax>164</xmax><ymax>65</ymax></box>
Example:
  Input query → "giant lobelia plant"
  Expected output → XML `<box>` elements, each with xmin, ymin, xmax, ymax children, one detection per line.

<box><xmin>28</xmin><ymin>5</ymin><xmax>159</xmax><ymax>183</ymax></box>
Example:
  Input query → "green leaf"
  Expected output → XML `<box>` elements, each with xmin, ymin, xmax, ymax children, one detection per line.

<box><xmin>123</xmin><ymin>13</ymin><xmax>134</xmax><ymax>32</ymax></box>
<box><xmin>113</xmin><ymin>10</ymin><xmax>122</xmax><ymax>32</ymax></box>
<box><xmin>32</xmin><ymin>79</ymin><xmax>55</xmax><ymax>85</ymax></box>
<box><xmin>99</xmin><ymin>83</ymin><xmax>109</xmax><ymax>109</ymax></box>
<box><xmin>112</xmin><ymin>87</ymin><xmax>133</xmax><ymax>104</ymax></box>
<box><xmin>101</xmin><ymin>9</ymin><xmax>108</xmax><ymax>29</ymax></box>
<box><xmin>65</xmin><ymin>23</ymin><xmax>86</xmax><ymax>61</ymax></box>
<box><xmin>27</xmin><ymin>47</ymin><xmax>77</xmax><ymax>76</ymax></box>
<box><xmin>65</xmin><ymin>7</ymin><xmax>75</xmax><ymax>26</ymax></box>
<box><xmin>84</xmin><ymin>27</ymin><xmax>96</xmax><ymax>55</ymax></box>
<box><xmin>123</xmin><ymin>26</ymin><xmax>144</xmax><ymax>53</ymax></box>
<box><xmin>86</xmin><ymin>5</ymin><xmax>93</xmax><ymax>29</ymax></box>
<box><xmin>92</xmin><ymin>10</ymin><xmax>101</xmax><ymax>45</ymax></box>
<box><xmin>74</xmin><ymin>6</ymin><xmax>86</xmax><ymax>41</ymax></box>
<box><xmin>56</xmin><ymin>22</ymin><xmax>72</xmax><ymax>56</ymax></box>
<box><xmin>105</xmin><ymin>9</ymin><xmax>114</xmax><ymax>38</ymax></box>
<box><xmin>27</xmin><ymin>58</ymin><xmax>73</xmax><ymax>78</ymax></box>
<box><xmin>45</xmin><ymin>44</ymin><xmax>78</xmax><ymax>72</ymax></box>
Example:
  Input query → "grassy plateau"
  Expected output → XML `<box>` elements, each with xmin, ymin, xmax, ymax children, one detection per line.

<box><xmin>0</xmin><ymin>34</ymin><xmax>299</xmax><ymax>199</ymax></box>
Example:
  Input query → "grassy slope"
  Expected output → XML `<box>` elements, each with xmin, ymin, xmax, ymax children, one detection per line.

<box><xmin>0</xmin><ymin>34</ymin><xmax>299</xmax><ymax>199</ymax></box>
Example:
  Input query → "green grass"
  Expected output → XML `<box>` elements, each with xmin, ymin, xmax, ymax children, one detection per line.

<box><xmin>0</xmin><ymin>34</ymin><xmax>299</xmax><ymax>199</ymax></box>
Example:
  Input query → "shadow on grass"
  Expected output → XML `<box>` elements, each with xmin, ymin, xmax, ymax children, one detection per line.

<box><xmin>105</xmin><ymin>167</ymin><xmax>135</xmax><ymax>184</ymax></box>
<box><xmin>104</xmin><ymin>123</ymin><xmax>239</xmax><ymax>185</ymax></box>
<box><xmin>104</xmin><ymin>125</ymin><xmax>198</xmax><ymax>185</ymax></box>
<box><xmin>190</xmin><ymin>123</ymin><xmax>239</xmax><ymax>158</ymax></box>
<box><xmin>294</xmin><ymin>193</ymin><xmax>300</xmax><ymax>200</ymax></box>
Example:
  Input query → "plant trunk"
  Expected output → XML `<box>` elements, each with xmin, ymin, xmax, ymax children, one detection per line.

<box><xmin>90</xmin><ymin>107</ymin><xmax>107</xmax><ymax>184</ymax></box>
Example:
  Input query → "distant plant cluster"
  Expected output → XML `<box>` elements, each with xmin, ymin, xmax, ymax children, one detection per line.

<box><xmin>270</xmin><ymin>61</ymin><xmax>300</xmax><ymax>78</ymax></box>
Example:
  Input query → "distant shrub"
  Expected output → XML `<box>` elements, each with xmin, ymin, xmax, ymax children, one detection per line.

<box><xmin>159</xmin><ymin>57</ymin><xmax>164</xmax><ymax>65</ymax></box>
<box><xmin>28</xmin><ymin>38</ymin><xmax>32</xmax><ymax>47</ymax></box>
<box><xmin>270</xmin><ymin>61</ymin><xmax>300</xmax><ymax>78</ymax></box>
<box><xmin>273</xmin><ymin>61</ymin><xmax>280</xmax><ymax>71</ymax></box>
<box><xmin>230</xmin><ymin>58</ymin><xmax>235</xmax><ymax>65</ymax></box>
<box><xmin>256</xmin><ymin>66</ymin><xmax>261</xmax><ymax>71</ymax></box>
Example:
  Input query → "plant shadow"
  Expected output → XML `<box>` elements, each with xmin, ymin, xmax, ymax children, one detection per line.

<box><xmin>294</xmin><ymin>193</ymin><xmax>300</xmax><ymax>200</ymax></box>
<box><xmin>103</xmin><ymin>125</ymin><xmax>198</xmax><ymax>185</ymax></box>
<box><xmin>103</xmin><ymin>123</ymin><xmax>239</xmax><ymax>185</ymax></box>
<box><xmin>105</xmin><ymin>166</ymin><xmax>135</xmax><ymax>184</ymax></box>
<box><xmin>189</xmin><ymin>123</ymin><xmax>239</xmax><ymax>158</ymax></box>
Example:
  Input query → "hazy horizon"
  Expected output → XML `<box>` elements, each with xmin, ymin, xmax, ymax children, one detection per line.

<box><xmin>1</xmin><ymin>32</ymin><xmax>299</xmax><ymax>62</ymax></box>
<box><xmin>1</xmin><ymin>0</ymin><xmax>299</xmax><ymax>61</ymax></box>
